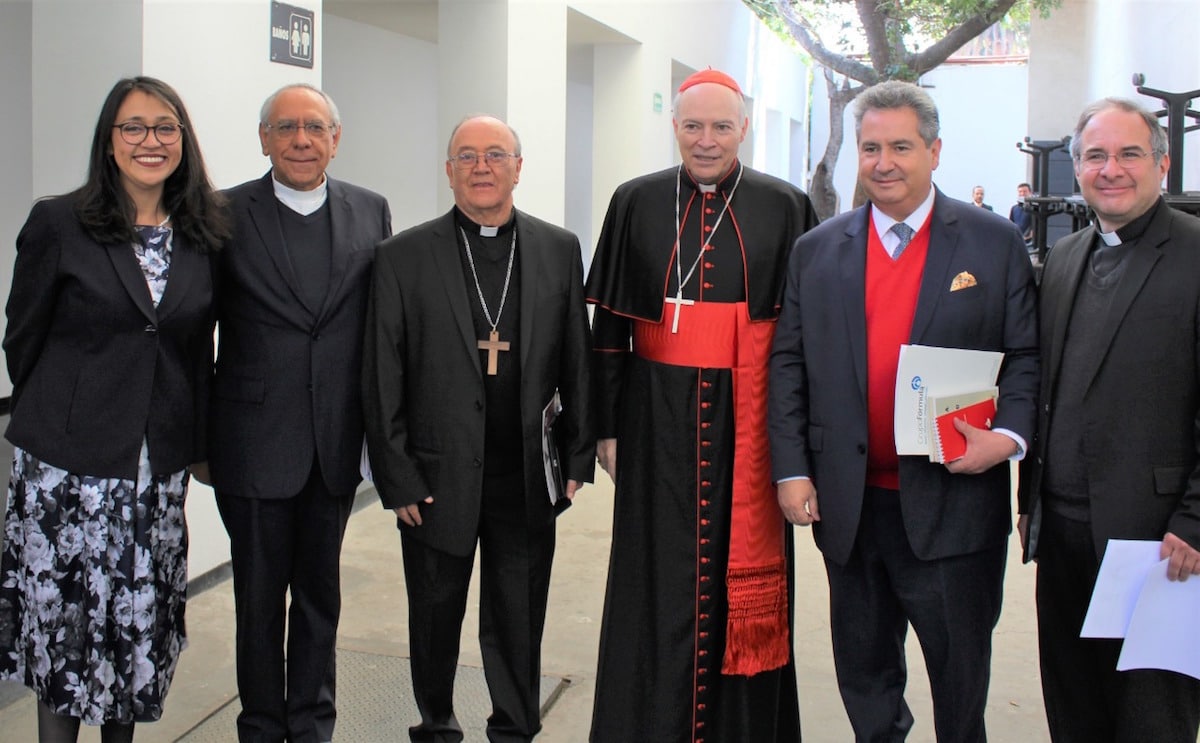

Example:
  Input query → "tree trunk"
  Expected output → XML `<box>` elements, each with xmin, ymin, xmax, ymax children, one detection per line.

<box><xmin>808</xmin><ymin>70</ymin><xmax>861</xmax><ymax>221</ymax></box>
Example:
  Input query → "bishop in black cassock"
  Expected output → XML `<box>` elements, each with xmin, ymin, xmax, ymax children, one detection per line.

<box><xmin>586</xmin><ymin>70</ymin><xmax>819</xmax><ymax>743</ymax></box>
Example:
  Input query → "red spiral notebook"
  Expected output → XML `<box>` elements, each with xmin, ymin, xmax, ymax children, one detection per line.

<box><xmin>928</xmin><ymin>388</ymin><xmax>998</xmax><ymax>463</ymax></box>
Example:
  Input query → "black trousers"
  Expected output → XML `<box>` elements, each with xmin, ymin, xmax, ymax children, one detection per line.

<box><xmin>216</xmin><ymin>461</ymin><xmax>354</xmax><ymax>743</ymax></box>
<box><xmin>824</xmin><ymin>487</ymin><xmax>1005</xmax><ymax>743</ymax></box>
<box><xmin>1036</xmin><ymin>509</ymin><xmax>1200</xmax><ymax>742</ymax></box>
<box><xmin>402</xmin><ymin>470</ymin><xmax>555</xmax><ymax>743</ymax></box>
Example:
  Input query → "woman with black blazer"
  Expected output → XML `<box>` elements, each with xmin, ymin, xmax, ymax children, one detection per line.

<box><xmin>0</xmin><ymin>77</ymin><xmax>229</xmax><ymax>742</ymax></box>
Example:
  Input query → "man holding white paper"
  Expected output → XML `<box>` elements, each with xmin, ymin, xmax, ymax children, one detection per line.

<box><xmin>1021</xmin><ymin>97</ymin><xmax>1200</xmax><ymax>742</ymax></box>
<box><xmin>768</xmin><ymin>81</ymin><xmax>1038</xmax><ymax>742</ymax></box>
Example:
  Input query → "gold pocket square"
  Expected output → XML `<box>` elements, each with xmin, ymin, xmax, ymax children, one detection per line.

<box><xmin>950</xmin><ymin>271</ymin><xmax>977</xmax><ymax>291</ymax></box>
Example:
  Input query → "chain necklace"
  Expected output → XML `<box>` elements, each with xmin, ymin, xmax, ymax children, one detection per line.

<box><xmin>667</xmin><ymin>163</ymin><xmax>744</xmax><ymax>333</ymax></box>
<box><xmin>460</xmin><ymin>225</ymin><xmax>516</xmax><ymax>375</ymax></box>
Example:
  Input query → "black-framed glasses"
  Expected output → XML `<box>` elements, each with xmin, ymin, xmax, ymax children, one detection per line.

<box><xmin>264</xmin><ymin>120</ymin><xmax>336</xmax><ymax>139</ymax></box>
<box><xmin>449</xmin><ymin>151</ymin><xmax>517</xmax><ymax>169</ymax></box>
<box><xmin>113</xmin><ymin>121</ymin><xmax>184</xmax><ymax>145</ymax></box>
<box><xmin>1075</xmin><ymin>149</ymin><xmax>1159</xmax><ymax>171</ymax></box>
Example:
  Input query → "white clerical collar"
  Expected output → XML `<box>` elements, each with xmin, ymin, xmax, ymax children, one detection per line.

<box><xmin>871</xmin><ymin>186</ymin><xmax>936</xmax><ymax>245</ymax></box>
<box><xmin>1098</xmin><ymin>230</ymin><xmax>1122</xmax><ymax>247</ymax></box>
<box><xmin>697</xmin><ymin>183</ymin><xmax>718</xmax><ymax>194</ymax></box>
<box><xmin>479</xmin><ymin>225</ymin><xmax>499</xmax><ymax>237</ymax></box>
<box><xmin>272</xmin><ymin>174</ymin><xmax>328</xmax><ymax>216</ymax></box>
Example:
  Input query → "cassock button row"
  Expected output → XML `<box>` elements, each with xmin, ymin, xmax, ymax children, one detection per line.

<box><xmin>704</xmin><ymin>262</ymin><xmax>714</xmax><ymax>269</ymax></box>
<box><xmin>700</xmin><ymin>460</ymin><xmax>710</xmax><ymax>468</ymax></box>
<box><xmin>705</xmin><ymin>207</ymin><xmax>714</xmax><ymax>214</ymax></box>
<box><xmin>701</xmin><ymin>441</ymin><xmax>712</xmax><ymax>448</ymax></box>
<box><xmin>701</xmin><ymin>381</ymin><xmax>712</xmax><ymax>389</ymax></box>
<box><xmin>701</xmin><ymin>402</ymin><xmax>711</xmax><ymax>409</ymax></box>
<box><xmin>703</xmin><ymin>281</ymin><xmax>713</xmax><ymax>289</ymax></box>
<box><xmin>705</xmin><ymin>193</ymin><xmax>714</xmax><ymax>200</ymax></box>
<box><xmin>703</xmin><ymin>225</ymin><xmax>712</xmax><ymax>233</ymax></box>
<box><xmin>701</xmin><ymin>480</ymin><xmax>711</xmax><ymax>487</ymax></box>
<box><xmin>701</xmin><ymin>422</ymin><xmax>711</xmax><ymax>429</ymax></box>
<box><xmin>700</xmin><ymin>518</ymin><xmax>710</xmax><ymax>526</ymax></box>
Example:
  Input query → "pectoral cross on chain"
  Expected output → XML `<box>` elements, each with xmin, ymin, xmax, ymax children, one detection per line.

<box><xmin>665</xmin><ymin>291</ymin><xmax>695</xmax><ymax>334</ymax></box>
<box><xmin>478</xmin><ymin>329</ymin><xmax>510</xmax><ymax>375</ymax></box>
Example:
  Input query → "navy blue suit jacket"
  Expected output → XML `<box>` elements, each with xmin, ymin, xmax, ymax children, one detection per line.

<box><xmin>768</xmin><ymin>190</ymin><xmax>1039</xmax><ymax>565</ymax></box>
<box><xmin>209</xmin><ymin>173</ymin><xmax>391</xmax><ymax>499</ymax></box>
<box><xmin>4</xmin><ymin>195</ymin><xmax>214</xmax><ymax>479</ymax></box>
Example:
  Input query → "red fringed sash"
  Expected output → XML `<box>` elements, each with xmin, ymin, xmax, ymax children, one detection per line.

<box><xmin>633</xmin><ymin>301</ymin><xmax>790</xmax><ymax>676</ymax></box>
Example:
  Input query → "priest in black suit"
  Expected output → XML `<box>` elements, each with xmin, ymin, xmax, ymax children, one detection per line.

<box><xmin>208</xmin><ymin>84</ymin><xmax>392</xmax><ymax>743</ymax></box>
<box><xmin>1021</xmin><ymin>97</ymin><xmax>1200</xmax><ymax>742</ymax></box>
<box><xmin>363</xmin><ymin>115</ymin><xmax>594</xmax><ymax>743</ymax></box>
<box><xmin>586</xmin><ymin>69</ymin><xmax>818</xmax><ymax>742</ymax></box>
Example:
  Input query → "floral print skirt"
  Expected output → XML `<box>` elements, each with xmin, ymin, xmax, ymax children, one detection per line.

<box><xmin>0</xmin><ymin>445</ymin><xmax>189</xmax><ymax>725</ymax></box>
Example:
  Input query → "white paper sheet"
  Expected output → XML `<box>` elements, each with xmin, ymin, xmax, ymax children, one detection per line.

<box><xmin>1117</xmin><ymin>558</ymin><xmax>1200</xmax><ymax>680</ymax></box>
<box><xmin>1080</xmin><ymin>540</ymin><xmax>1162</xmax><ymax>638</ymax></box>
<box><xmin>893</xmin><ymin>344</ymin><xmax>1004</xmax><ymax>455</ymax></box>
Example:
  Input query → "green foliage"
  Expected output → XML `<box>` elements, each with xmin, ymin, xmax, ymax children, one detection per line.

<box><xmin>744</xmin><ymin>0</ymin><xmax>1062</xmax><ymax>82</ymax></box>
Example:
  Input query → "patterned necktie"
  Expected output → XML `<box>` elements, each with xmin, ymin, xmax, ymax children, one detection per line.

<box><xmin>890</xmin><ymin>222</ymin><xmax>915</xmax><ymax>258</ymax></box>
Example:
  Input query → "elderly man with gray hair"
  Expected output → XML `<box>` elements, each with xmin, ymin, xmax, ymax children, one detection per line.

<box><xmin>207</xmin><ymin>83</ymin><xmax>391</xmax><ymax>742</ymax></box>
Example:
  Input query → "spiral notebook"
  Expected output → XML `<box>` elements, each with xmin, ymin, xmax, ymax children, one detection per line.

<box><xmin>927</xmin><ymin>387</ymin><xmax>998</xmax><ymax>463</ymax></box>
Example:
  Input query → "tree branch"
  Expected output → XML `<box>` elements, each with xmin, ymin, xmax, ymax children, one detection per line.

<box><xmin>770</xmin><ymin>0</ymin><xmax>879</xmax><ymax>84</ymax></box>
<box><xmin>910</xmin><ymin>0</ymin><xmax>1021</xmax><ymax>74</ymax></box>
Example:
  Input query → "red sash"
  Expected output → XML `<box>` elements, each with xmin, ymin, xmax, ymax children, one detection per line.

<box><xmin>633</xmin><ymin>301</ymin><xmax>790</xmax><ymax>676</ymax></box>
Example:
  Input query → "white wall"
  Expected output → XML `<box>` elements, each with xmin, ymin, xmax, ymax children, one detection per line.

<box><xmin>1030</xmin><ymin>0</ymin><xmax>1200</xmax><ymax>192</ymax></box>
<box><xmin>324</xmin><ymin>13</ymin><xmax>440</xmax><ymax>230</ymax></box>
<box><xmin>143</xmin><ymin>0</ymin><xmax>323</xmax><ymax>190</ymax></box>
<box><xmin>0</xmin><ymin>1</ymin><xmax>33</xmax><ymax>400</ymax></box>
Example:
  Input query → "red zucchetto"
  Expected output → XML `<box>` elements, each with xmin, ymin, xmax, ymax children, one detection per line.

<box><xmin>677</xmin><ymin>68</ymin><xmax>743</xmax><ymax>95</ymax></box>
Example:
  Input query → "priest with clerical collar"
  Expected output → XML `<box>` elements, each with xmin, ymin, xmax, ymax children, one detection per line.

<box><xmin>363</xmin><ymin>114</ymin><xmax>594</xmax><ymax>743</ymax></box>
<box><xmin>1022</xmin><ymin>96</ymin><xmax>1200</xmax><ymax>743</ymax></box>
<box><xmin>586</xmin><ymin>69</ymin><xmax>819</xmax><ymax>742</ymax></box>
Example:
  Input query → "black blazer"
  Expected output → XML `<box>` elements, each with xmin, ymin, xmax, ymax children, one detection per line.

<box><xmin>209</xmin><ymin>173</ymin><xmax>391</xmax><ymax>499</ymax></box>
<box><xmin>363</xmin><ymin>209</ymin><xmax>595</xmax><ymax>557</ymax></box>
<box><xmin>4</xmin><ymin>195</ymin><xmax>214</xmax><ymax>479</ymax></box>
<box><xmin>769</xmin><ymin>191</ymin><xmax>1040</xmax><ymax>565</ymax></box>
<box><xmin>1022</xmin><ymin>201</ymin><xmax>1200</xmax><ymax>560</ymax></box>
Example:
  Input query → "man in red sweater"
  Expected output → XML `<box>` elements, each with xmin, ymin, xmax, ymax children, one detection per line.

<box><xmin>768</xmin><ymin>80</ymin><xmax>1039</xmax><ymax>742</ymax></box>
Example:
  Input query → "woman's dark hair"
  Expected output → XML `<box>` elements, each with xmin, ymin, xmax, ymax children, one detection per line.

<box><xmin>73</xmin><ymin>76</ymin><xmax>230</xmax><ymax>252</ymax></box>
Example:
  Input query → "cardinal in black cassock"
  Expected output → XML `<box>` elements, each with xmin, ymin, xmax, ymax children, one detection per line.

<box><xmin>586</xmin><ymin>69</ymin><xmax>819</xmax><ymax>743</ymax></box>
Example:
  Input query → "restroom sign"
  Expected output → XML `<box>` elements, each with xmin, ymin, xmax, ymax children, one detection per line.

<box><xmin>270</xmin><ymin>1</ymin><xmax>315</xmax><ymax>69</ymax></box>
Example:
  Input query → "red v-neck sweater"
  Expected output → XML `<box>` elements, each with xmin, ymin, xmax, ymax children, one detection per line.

<box><xmin>865</xmin><ymin>217</ymin><xmax>931</xmax><ymax>489</ymax></box>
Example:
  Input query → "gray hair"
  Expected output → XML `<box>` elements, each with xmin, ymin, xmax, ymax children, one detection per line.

<box><xmin>1070</xmin><ymin>97</ymin><xmax>1168</xmax><ymax>164</ymax></box>
<box><xmin>854</xmin><ymin>80</ymin><xmax>940</xmax><ymax>146</ymax></box>
<box><xmin>445</xmin><ymin>114</ymin><xmax>523</xmax><ymax>158</ymax></box>
<box><xmin>259</xmin><ymin>83</ymin><xmax>341</xmax><ymax>127</ymax></box>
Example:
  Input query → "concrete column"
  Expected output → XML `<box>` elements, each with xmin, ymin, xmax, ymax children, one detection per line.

<box><xmin>591</xmin><ymin>42</ymin><xmax>672</xmax><ymax>249</ymax></box>
<box><xmin>437</xmin><ymin>0</ymin><xmax>509</xmax><ymax>214</ymax></box>
<box><xmin>31</xmin><ymin>0</ymin><xmax>143</xmax><ymax>198</ymax></box>
<box><xmin>506</xmin><ymin>0</ymin><xmax>568</xmax><ymax>224</ymax></box>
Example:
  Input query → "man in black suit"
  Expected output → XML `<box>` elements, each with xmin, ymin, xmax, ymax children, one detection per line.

<box><xmin>768</xmin><ymin>81</ymin><xmax>1039</xmax><ymax>742</ymax></box>
<box><xmin>208</xmin><ymin>83</ymin><xmax>391</xmax><ymax>743</ymax></box>
<box><xmin>363</xmin><ymin>115</ymin><xmax>593</xmax><ymax>743</ymax></box>
<box><xmin>971</xmin><ymin>185</ymin><xmax>994</xmax><ymax>211</ymax></box>
<box><xmin>1021</xmin><ymin>97</ymin><xmax>1200</xmax><ymax>742</ymax></box>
